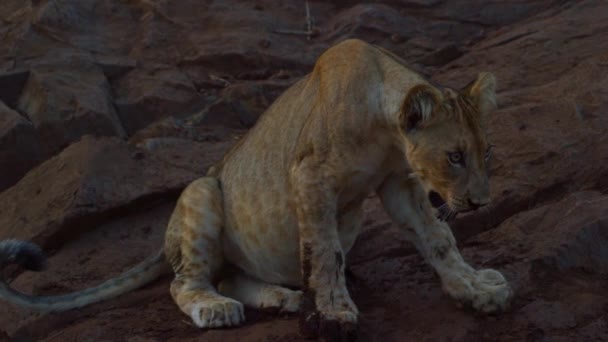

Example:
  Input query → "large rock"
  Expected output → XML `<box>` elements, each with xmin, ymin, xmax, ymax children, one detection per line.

<box><xmin>0</xmin><ymin>101</ymin><xmax>41</xmax><ymax>191</ymax></box>
<box><xmin>428</xmin><ymin>0</ymin><xmax>559</xmax><ymax>27</ymax></box>
<box><xmin>0</xmin><ymin>69</ymin><xmax>29</xmax><ymax>108</ymax></box>
<box><xmin>29</xmin><ymin>0</ymin><xmax>141</xmax><ymax>57</ymax></box>
<box><xmin>439</xmin><ymin>1</ymin><xmax>608</xmax><ymax>239</ymax></box>
<box><xmin>461</xmin><ymin>191</ymin><xmax>608</xmax><ymax>339</ymax></box>
<box><xmin>0</xmin><ymin>135</ymin><xmax>234</xmax><ymax>249</ymax></box>
<box><xmin>193</xmin><ymin>82</ymin><xmax>285</xmax><ymax>128</ymax></box>
<box><xmin>112</xmin><ymin>67</ymin><xmax>201</xmax><ymax>135</ymax></box>
<box><xmin>325</xmin><ymin>4</ymin><xmax>419</xmax><ymax>43</ymax></box>
<box><xmin>17</xmin><ymin>57</ymin><xmax>126</xmax><ymax>156</ymax></box>
<box><xmin>465</xmin><ymin>191</ymin><xmax>608</xmax><ymax>278</ymax></box>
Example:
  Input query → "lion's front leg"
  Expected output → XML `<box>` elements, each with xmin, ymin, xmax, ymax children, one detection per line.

<box><xmin>377</xmin><ymin>174</ymin><xmax>512</xmax><ymax>313</ymax></box>
<box><xmin>291</xmin><ymin>160</ymin><xmax>358</xmax><ymax>340</ymax></box>
<box><xmin>413</xmin><ymin>221</ymin><xmax>512</xmax><ymax>313</ymax></box>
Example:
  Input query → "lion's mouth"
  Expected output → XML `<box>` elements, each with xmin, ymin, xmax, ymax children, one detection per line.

<box><xmin>428</xmin><ymin>191</ymin><xmax>458</xmax><ymax>222</ymax></box>
<box><xmin>428</xmin><ymin>191</ymin><xmax>445</xmax><ymax>208</ymax></box>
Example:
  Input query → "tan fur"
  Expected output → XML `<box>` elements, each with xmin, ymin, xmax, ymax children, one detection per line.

<box><xmin>0</xmin><ymin>39</ymin><xmax>511</xmax><ymax>336</ymax></box>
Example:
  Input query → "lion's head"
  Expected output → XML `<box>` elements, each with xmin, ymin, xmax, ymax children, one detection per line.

<box><xmin>400</xmin><ymin>72</ymin><xmax>497</xmax><ymax>218</ymax></box>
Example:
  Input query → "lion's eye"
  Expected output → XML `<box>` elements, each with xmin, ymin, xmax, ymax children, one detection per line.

<box><xmin>447</xmin><ymin>151</ymin><xmax>465</xmax><ymax>167</ymax></box>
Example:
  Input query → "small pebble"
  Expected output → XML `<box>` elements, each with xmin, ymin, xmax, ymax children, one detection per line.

<box><xmin>391</xmin><ymin>33</ymin><xmax>403</xmax><ymax>44</ymax></box>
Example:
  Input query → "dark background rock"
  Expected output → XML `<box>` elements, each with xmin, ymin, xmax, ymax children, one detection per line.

<box><xmin>1</xmin><ymin>0</ymin><xmax>608</xmax><ymax>340</ymax></box>
<box><xmin>17</xmin><ymin>57</ymin><xmax>126</xmax><ymax>157</ymax></box>
<box><xmin>112</xmin><ymin>66</ymin><xmax>201</xmax><ymax>135</ymax></box>
<box><xmin>0</xmin><ymin>134</ymin><xmax>236</xmax><ymax>250</ymax></box>
<box><xmin>0</xmin><ymin>101</ymin><xmax>40</xmax><ymax>192</ymax></box>
<box><xmin>0</xmin><ymin>70</ymin><xmax>29</xmax><ymax>108</ymax></box>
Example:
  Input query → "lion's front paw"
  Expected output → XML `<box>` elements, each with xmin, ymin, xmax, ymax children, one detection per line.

<box><xmin>318</xmin><ymin>310</ymin><xmax>358</xmax><ymax>342</ymax></box>
<box><xmin>189</xmin><ymin>297</ymin><xmax>245</xmax><ymax>328</ymax></box>
<box><xmin>443</xmin><ymin>268</ymin><xmax>512</xmax><ymax>314</ymax></box>
<box><xmin>300</xmin><ymin>296</ymin><xmax>359</xmax><ymax>341</ymax></box>
<box><xmin>302</xmin><ymin>309</ymin><xmax>358</xmax><ymax>342</ymax></box>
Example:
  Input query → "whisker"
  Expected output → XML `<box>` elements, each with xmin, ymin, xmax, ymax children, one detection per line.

<box><xmin>442</xmin><ymin>211</ymin><xmax>450</xmax><ymax>221</ymax></box>
<box><xmin>437</xmin><ymin>207</ymin><xmax>448</xmax><ymax>221</ymax></box>
<box><xmin>449</xmin><ymin>211</ymin><xmax>458</xmax><ymax>221</ymax></box>
<box><xmin>442</xmin><ymin>206</ymin><xmax>456</xmax><ymax>222</ymax></box>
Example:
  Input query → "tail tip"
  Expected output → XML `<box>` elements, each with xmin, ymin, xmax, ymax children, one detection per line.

<box><xmin>1</xmin><ymin>239</ymin><xmax>47</xmax><ymax>271</ymax></box>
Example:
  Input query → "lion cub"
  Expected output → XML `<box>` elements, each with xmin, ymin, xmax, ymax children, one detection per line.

<box><xmin>1</xmin><ymin>39</ymin><xmax>511</xmax><ymax>339</ymax></box>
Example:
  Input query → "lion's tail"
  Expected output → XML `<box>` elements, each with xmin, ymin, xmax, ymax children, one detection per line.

<box><xmin>0</xmin><ymin>239</ymin><xmax>170</xmax><ymax>312</ymax></box>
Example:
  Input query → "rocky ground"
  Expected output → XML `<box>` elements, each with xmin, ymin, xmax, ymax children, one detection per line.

<box><xmin>1</xmin><ymin>0</ymin><xmax>607</xmax><ymax>341</ymax></box>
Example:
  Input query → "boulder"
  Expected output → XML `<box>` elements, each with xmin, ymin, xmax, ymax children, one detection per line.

<box><xmin>0</xmin><ymin>69</ymin><xmax>29</xmax><ymax>108</ymax></box>
<box><xmin>17</xmin><ymin>59</ymin><xmax>126</xmax><ymax>156</ymax></box>
<box><xmin>112</xmin><ymin>67</ymin><xmax>201</xmax><ymax>135</ymax></box>
<box><xmin>437</xmin><ymin>2</ymin><xmax>608</xmax><ymax>239</ymax></box>
<box><xmin>0</xmin><ymin>135</ymin><xmax>233</xmax><ymax>249</ymax></box>
<box><xmin>0</xmin><ymin>101</ymin><xmax>41</xmax><ymax>191</ymax></box>
<box><xmin>194</xmin><ymin>83</ymin><xmax>278</xmax><ymax>128</ymax></box>
<box><xmin>465</xmin><ymin>191</ymin><xmax>608</xmax><ymax>277</ymax></box>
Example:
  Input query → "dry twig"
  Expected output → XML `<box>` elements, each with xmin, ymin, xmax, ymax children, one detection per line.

<box><xmin>208</xmin><ymin>74</ymin><xmax>231</xmax><ymax>87</ymax></box>
<box><xmin>273</xmin><ymin>1</ymin><xmax>318</xmax><ymax>40</ymax></box>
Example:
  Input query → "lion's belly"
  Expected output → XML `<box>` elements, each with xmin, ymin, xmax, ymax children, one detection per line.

<box><xmin>217</xmin><ymin>165</ymin><xmax>386</xmax><ymax>287</ymax></box>
<box><xmin>221</xmin><ymin>200</ymin><xmax>302</xmax><ymax>286</ymax></box>
<box><xmin>220</xmin><ymin>192</ymin><xmax>365</xmax><ymax>288</ymax></box>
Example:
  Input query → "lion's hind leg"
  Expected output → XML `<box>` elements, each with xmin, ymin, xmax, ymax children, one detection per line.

<box><xmin>219</xmin><ymin>269</ymin><xmax>302</xmax><ymax>313</ymax></box>
<box><xmin>165</xmin><ymin>177</ymin><xmax>245</xmax><ymax>328</ymax></box>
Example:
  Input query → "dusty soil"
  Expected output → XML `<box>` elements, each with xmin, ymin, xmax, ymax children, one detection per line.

<box><xmin>1</xmin><ymin>0</ymin><xmax>608</xmax><ymax>341</ymax></box>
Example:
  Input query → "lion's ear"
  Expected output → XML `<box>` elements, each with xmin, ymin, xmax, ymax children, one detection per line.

<box><xmin>401</xmin><ymin>84</ymin><xmax>441</xmax><ymax>132</ymax></box>
<box><xmin>467</xmin><ymin>72</ymin><xmax>497</xmax><ymax>116</ymax></box>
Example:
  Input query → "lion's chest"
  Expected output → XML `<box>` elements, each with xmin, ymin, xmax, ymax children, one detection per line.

<box><xmin>336</xmin><ymin>147</ymin><xmax>394</xmax><ymax>208</ymax></box>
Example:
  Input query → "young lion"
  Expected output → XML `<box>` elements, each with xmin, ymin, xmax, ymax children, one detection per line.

<box><xmin>0</xmin><ymin>39</ymin><xmax>511</xmax><ymax>338</ymax></box>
